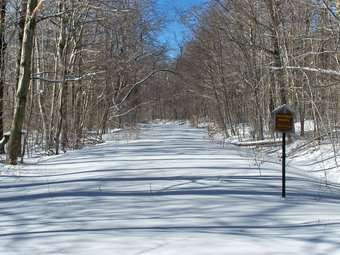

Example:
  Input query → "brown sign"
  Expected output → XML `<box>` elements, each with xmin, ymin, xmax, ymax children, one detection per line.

<box><xmin>275</xmin><ymin>113</ymin><xmax>293</xmax><ymax>132</ymax></box>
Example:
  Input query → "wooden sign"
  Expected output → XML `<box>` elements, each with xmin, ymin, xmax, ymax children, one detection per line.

<box><xmin>272</xmin><ymin>104</ymin><xmax>295</xmax><ymax>134</ymax></box>
<box><xmin>272</xmin><ymin>104</ymin><xmax>296</xmax><ymax>198</ymax></box>
<box><xmin>275</xmin><ymin>113</ymin><xmax>294</xmax><ymax>132</ymax></box>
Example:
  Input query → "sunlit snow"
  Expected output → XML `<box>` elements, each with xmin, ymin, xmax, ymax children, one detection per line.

<box><xmin>0</xmin><ymin>123</ymin><xmax>339</xmax><ymax>254</ymax></box>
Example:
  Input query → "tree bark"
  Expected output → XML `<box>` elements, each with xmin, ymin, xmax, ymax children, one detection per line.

<box><xmin>0</xmin><ymin>0</ymin><xmax>7</xmax><ymax>152</ymax></box>
<box><xmin>6</xmin><ymin>0</ymin><xmax>40</xmax><ymax>165</ymax></box>
<box><xmin>35</xmin><ymin>36</ymin><xmax>50</xmax><ymax>151</ymax></box>
<box><xmin>264</xmin><ymin>0</ymin><xmax>287</xmax><ymax>105</ymax></box>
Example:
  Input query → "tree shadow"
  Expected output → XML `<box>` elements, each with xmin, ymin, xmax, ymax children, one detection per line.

<box><xmin>1</xmin><ymin>124</ymin><xmax>340</xmax><ymax>254</ymax></box>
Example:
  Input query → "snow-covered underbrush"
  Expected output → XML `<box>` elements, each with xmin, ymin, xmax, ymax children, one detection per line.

<box><xmin>194</xmin><ymin>119</ymin><xmax>339</xmax><ymax>187</ymax></box>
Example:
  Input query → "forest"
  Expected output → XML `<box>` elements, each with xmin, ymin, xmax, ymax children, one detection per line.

<box><xmin>0</xmin><ymin>0</ymin><xmax>339</xmax><ymax>164</ymax></box>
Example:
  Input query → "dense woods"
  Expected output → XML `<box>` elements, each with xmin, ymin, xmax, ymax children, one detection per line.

<box><xmin>1</xmin><ymin>0</ymin><xmax>173</xmax><ymax>163</ymax></box>
<box><xmin>178</xmin><ymin>0</ymin><xmax>339</xmax><ymax>144</ymax></box>
<box><xmin>0</xmin><ymin>0</ymin><xmax>338</xmax><ymax>164</ymax></box>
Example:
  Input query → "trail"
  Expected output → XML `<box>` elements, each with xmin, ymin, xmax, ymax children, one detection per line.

<box><xmin>1</xmin><ymin>123</ymin><xmax>340</xmax><ymax>255</ymax></box>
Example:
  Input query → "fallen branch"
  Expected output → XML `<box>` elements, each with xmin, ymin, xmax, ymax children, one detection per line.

<box><xmin>232</xmin><ymin>139</ymin><xmax>282</xmax><ymax>147</ymax></box>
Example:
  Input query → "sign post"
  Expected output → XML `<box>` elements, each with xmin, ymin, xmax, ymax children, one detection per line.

<box><xmin>282</xmin><ymin>132</ymin><xmax>286</xmax><ymax>198</ymax></box>
<box><xmin>272</xmin><ymin>104</ymin><xmax>295</xmax><ymax>198</ymax></box>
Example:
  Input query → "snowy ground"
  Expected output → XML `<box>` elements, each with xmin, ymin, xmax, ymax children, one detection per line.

<box><xmin>0</xmin><ymin>123</ymin><xmax>340</xmax><ymax>255</ymax></box>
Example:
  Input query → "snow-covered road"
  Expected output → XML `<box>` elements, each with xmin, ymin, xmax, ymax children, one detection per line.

<box><xmin>1</xmin><ymin>123</ymin><xmax>340</xmax><ymax>254</ymax></box>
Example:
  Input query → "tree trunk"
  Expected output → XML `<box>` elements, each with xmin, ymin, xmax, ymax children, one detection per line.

<box><xmin>0</xmin><ymin>0</ymin><xmax>7</xmax><ymax>152</ymax></box>
<box><xmin>6</xmin><ymin>0</ymin><xmax>39</xmax><ymax>165</ymax></box>
<box><xmin>55</xmin><ymin>0</ymin><xmax>68</xmax><ymax>154</ymax></box>
<box><xmin>264</xmin><ymin>0</ymin><xmax>287</xmax><ymax>105</ymax></box>
<box><xmin>35</xmin><ymin>36</ymin><xmax>50</xmax><ymax>151</ymax></box>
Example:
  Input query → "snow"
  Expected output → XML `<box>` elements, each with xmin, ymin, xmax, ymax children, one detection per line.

<box><xmin>0</xmin><ymin>123</ymin><xmax>340</xmax><ymax>254</ymax></box>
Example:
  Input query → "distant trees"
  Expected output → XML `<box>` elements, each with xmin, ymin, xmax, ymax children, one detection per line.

<box><xmin>178</xmin><ymin>0</ymin><xmax>339</xmax><ymax>143</ymax></box>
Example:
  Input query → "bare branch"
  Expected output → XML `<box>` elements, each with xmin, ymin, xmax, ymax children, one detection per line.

<box><xmin>322</xmin><ymin>0</ymin><xmax>340</xmax><ymax>22</ymax></box>
<box><xmin>32</xmin><ymin>71</ymin><xmax>105</xmax><ymax>83</ymax></box>
<box><xmin>311</xmin><ymin>82</ymin><xmax>340</xmax><ymax>88</ymax></box>
<box><xmin>270</xmin><ymin>66</ymin><xmax>340</xmax><ymax>76</ymax></box>
<box><xmin>119</xmin><ymin>69</ymin><xmax>177</xmax><ymax>104</ymax></box>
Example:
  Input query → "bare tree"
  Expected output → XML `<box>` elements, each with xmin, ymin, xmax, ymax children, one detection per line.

<box><xmin>6</xmin><ymin>0</ymin><xmax>43</xmax><ymax>164</ymax></box>
<box><xmin>0</xmin><ymin>0</ymin><xmax>7</xmax><ymax>152</ymax></box>
<box><xmin>177</xmin><ymin>0</ymin><xmax>339</xmax><ymax>146</ymax></box>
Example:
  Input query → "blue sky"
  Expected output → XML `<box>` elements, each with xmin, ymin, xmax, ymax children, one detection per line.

<box><xmin>155</xmin><ymin>0</ymin><xmax>208</xmax><ymax>58</ymax></box>
<box><xmin>156</xmin><ymin>0</ymin><xmax>207</xmax><ymax>11</ymax></box>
